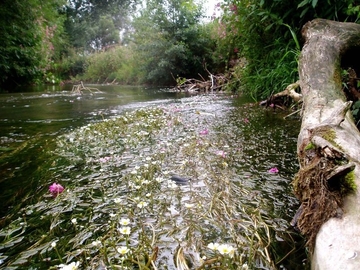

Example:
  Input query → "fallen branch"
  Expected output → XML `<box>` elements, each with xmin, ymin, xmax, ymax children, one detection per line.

<box><xmin>71</xmin><ymin>82</ymin><xmax>102</xmax><ymax>95</ymax></box>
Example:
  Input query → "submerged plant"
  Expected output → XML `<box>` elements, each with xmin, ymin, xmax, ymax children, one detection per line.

<box><xmin>0</xmin><ymin>95</ymin><xmax>300</xmax><ymax>269</ymax></box>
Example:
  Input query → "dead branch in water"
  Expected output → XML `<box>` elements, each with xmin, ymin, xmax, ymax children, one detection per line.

<box><xmin>71</xmin><ymin>81</ymin><xmax>102</xmax><ymax>95</ymax></box>
<box><xmin>170</xmin><ymin>72</ymin><xmax>229</xmax><ymax>93</ymax></box>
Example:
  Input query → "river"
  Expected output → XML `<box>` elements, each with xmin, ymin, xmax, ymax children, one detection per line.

<box><xmin>0</xmin><ymin>85</ymin><xmax>307</xmax><ymax>269</ymax></box>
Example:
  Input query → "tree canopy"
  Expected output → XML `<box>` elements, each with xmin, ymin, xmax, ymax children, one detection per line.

<box><xmin>131</xmin><ymin>0</ymin><xmax>216</xmax><ymax>85</ymax></box>
<box><xmin>1</xmin><ymin>0</ymin><xmax>360</xmax><ymax>94</ymax></box>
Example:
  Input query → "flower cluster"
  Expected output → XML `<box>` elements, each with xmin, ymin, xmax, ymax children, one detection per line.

<box><xmin>207</xmin><ymin>242</ymin><xmax>235</xmax><ymax>257</ymax></box>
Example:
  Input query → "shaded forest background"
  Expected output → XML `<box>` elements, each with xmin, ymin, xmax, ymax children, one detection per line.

<box><xmin>1</xmin><ymin>0</ymin><xmax>359</xmax><ymax>99</ymax></box>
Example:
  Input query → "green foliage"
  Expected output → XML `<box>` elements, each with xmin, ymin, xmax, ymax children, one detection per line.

<box><xmin>80</xmin><ymin>46</ymin><xmax>143</xmax><ymax>84</ymax></box>
<box><xmin>131</xmin><ymin>0</ymin><xmax>216</xmax><ymax>85</ymax></box>
<box><xmin>342</xmin><ymin>171</ymin><xmax>357</xmax><ymax>195</ymax></box>
<box><xmin>56</xmin><ymin>49</ymin><xmax>87</xmax><ymax>80</ymax></box>
<box><xmin>304</xmin><ymin>142</ymin><xmax>316</xmax><ymax>151</ymax></box>
<box><xmin>63</xmin><ymin>0</ymin><xmax>137</xmax><ymax>51</ymax></box>
<box><xmin>351</xmin><ymin>100</ymin><xmax>360</xmax><ymax>125</ymax></box>
<box><xmin>0</xmin><ymin>0</ymin><xmax>67</xmax><ymax>90</ymax></box>
<box><xmin>218</xmin><ymin>0</ymin><xmax>359</xmax><ymax>99</ymax></box>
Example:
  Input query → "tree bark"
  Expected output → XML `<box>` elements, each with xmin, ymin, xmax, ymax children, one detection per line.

<box><xmin>295</xmin><ymin>19</ymin><xmax>360</xmax><ymax>269</ymax></box>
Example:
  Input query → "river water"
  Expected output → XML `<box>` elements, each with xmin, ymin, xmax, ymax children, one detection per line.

<box><xmin>0</xmin><ymin>85</ymin><xmax>306</xmax><ymax>269</ymax></box>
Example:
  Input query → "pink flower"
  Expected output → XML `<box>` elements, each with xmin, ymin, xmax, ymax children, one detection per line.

<box><xmin>99</xmin><ymin>156</ymin><xmax>111</xmax><ymax>163</ymax></box>
<box><xmin>216</xmin><ymin>150</ymin><xmax>226</xmax><ymax>158</ymax></box>
<box><xmin>268</xmin><ymin>167</ymin><xmax>279</xmax><ymax>173</ymax></box>
<box><xmin>243</xmin><ymin>118</ymin><xmax>249</xmax><ymax>123</ymax></box>
<box><xmin>199</xmin><ymin>129</ymin><xmax>209</xmax><ymax>135</ymax></box>
<box><xmin>49</xmin><ymin>183</ymin><xmax>64</xmax><ymax>196</ymax></box>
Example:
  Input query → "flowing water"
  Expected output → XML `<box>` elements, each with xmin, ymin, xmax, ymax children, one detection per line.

<box><xmin>0</xmin><ymin>85</ymin><xmax>307</xmax><ymax>269</ymax></box>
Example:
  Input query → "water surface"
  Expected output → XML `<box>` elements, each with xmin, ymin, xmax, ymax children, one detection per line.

<box><xmin>0</xmin><ymin>85</ymin><xmax>305</xmax><ymax>269</ymax></box>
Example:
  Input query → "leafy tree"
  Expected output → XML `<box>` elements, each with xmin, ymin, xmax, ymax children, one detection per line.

<box><xmin>63</xmin><ymin>0</ymin><xmax>137</xmax><ymax>51</ymax></box>
<box><xmin>131</xmin><ymin>0</ymin><xmax>216</xmax><ymax>85</ymax></box>
<box><xmin>0</xmin><ymin>0</ymin><xmax>66</xmax><ymax>90</ymax></box>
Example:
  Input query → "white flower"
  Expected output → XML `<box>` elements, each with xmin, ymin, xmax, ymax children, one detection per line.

<box><xmin>155</xmin><ymin>177</ymin><xmax>163</xmax><ymax>183</ymax></box>
<box><xmin>184</xmin><ymin>203</ymin><xmax>195</xmax><ymax>209</ymax></box>
<box><xmin>207</xmin><ymin>242</ymin><xmax>220</xmax><ymax>251</ymax></box>
<box><xmin>120</xmin><ymin>218</ymin><xmax>130</xmax><ymax>226</ymax></box>
<box><xmin>51</xmin><ymin>241</ymin><xmax>57</xmax><ymax>248</ymax></box>
<box><xmin>137</xmin><ymin>201</ymin><xmax>148</xmax><ymax>208</ymax></box>
<box><xmin>217</xmin><ymin>244</ymin><xmax>235</xmax><ymax>257</ymax></box>
<box><xmin>117</xmin><ymin>246</ymin><xmax>130</xmax><ymax>255</ymax></box>
<box><xmin>119</xmin><ymin>226</ymin><xmax>131</xmax><ymax>235</ymax></box>
<box><xmin>91</xmin><ymin>240</ymin><xmax>101</xmax><ymax>247</ymax></box>
<box><xmin>242</xmin><ymin>263</ymin><xmax>249</xmax><ymax>270</ymax></box>
<box><xmin>167</xmin><ymin>181</ymin><xmax>178</xmax><ymax>189</ymax></box>
<box><xmin>71</xmin><ymin>218</ymin><xmax>77</xmax><ymax>225</ymax></box>
<box><xmin>146</xmin><ymin>193</ymin><xmax>151</xmax><ymax>197</ymax></box>
<box><xmin>109</xmin><ymin>213</ymin><xmax>116</xmax><ymax>218</ymax></box>
<box><xmin>114</xmin><ymin>198</ymin><xmax>122</xmax><ymax>203</ymax></box>
<box><xmin>58</xmin><ymin>261</ymin><xmax>80</xmax><ymax>270</ymax></box>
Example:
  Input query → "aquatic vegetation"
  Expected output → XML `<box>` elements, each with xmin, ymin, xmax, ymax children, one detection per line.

<box><xmin>0</xmin><ymin>95</ymin><xmax>302</xmax><ymax>269</ymax></box>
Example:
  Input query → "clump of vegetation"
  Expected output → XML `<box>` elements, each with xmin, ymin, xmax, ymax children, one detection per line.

<box><xmin>0</xmin><ymin>96</ymin><xmax>294</xmax><ymax>269</ymax></box>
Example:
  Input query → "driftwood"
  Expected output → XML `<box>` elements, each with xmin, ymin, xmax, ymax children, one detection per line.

<box><xmin>71</xmin><ymin>81</ymin><xmax>102</xmax><ymax>95</ymax></box>
<box><xmin>171</xmin><ymin>72</ymin><xmax>229</xmax><ymax>93</ymax></box>
<box><xmin>259</xmin><ymin>81</ymin><xmax>302</xmax><ymax>112</ymax></box>
<box><xmin>293</xmin><ymin>19</ymin><xmax>360</xmax><ymax>269</ymax></box>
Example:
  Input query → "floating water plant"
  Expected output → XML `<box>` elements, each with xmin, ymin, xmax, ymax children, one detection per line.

<box><xmin>0</xmin><ymin>95</ymin><xmax>301</xmax><ymax>269</ymax></box>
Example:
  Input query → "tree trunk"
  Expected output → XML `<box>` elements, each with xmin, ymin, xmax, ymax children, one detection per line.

<box><xmin>294</xmin><ymin>19</ymin><xmax>360</xmax><ymax>269</ymax></box>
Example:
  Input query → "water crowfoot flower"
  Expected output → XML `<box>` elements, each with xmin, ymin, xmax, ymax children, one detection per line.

<box><xmin>91</xmin><ymin>240</ymin><xmax>102</xmax><ymax>247</ymax></box>
<box><xmin>119</xmin><ymin>218</ymin><xmax>130</xmax><ymax>226</ymax></box>
<box><xmin>217</xmin><ymin>244</ymin><xmax>235</xmax><ymax>257</ymax></box>
<box><xmin>114</xmin><ymin>198</ymin><xmax>122</xmax><ymax>204</ymax></box>
<box><xmin>119</xmin><ymin>226</ymin><xmax>131</xmax><ymax>235</ymax></box>
<box><xmin>58</xmin><ymin>261</ymin><xmax>80</xmax><ymax>270</ymax></box>
<box><xmin>137</xmin><ymin>201</ymin><xmax>148</xmax><ymax>208</ymax></box>
<box><xmin>184</xmin><ymin>203</ymin><xmax>195</xmax><ymax>209</ymax></box>
<box><xmin>117</xmin><ymin>246</ymin><xmax>130</xmax><ymax>255</ymax></box>
<box><xmin>207</xmin><ymin>242</ymin><xmax>220</xmax><ymax>251</ymax></box>
<box><xmin>49</xmin><ymin>183</ymin><xmax>64</xmax><ymax>197</ymax></box>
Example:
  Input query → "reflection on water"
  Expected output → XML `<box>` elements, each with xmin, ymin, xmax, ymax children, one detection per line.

<box><xmin>0</xmin><ymin>85</ymin><xmax>306</xmax><ymax>269</ymax></box>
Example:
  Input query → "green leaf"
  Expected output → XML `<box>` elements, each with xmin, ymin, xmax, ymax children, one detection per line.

<box><xmin>300</xmin><ymin>7</ymin><xmax>310</xmax><ymax>18</ymax></box>
<box><xmin>297</xmin><ymin>0</ymin><xmax>310</xmax><ymax>8</ymax></box>
<box><xmin>312</xmin><ymin>0</ymin><xmax>318</xmax><ymax>8</ymax></box>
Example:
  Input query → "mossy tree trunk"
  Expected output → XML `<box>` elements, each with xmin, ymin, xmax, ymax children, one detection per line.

<box><xmin>294</xmin><ymin>19</ymin><xmax>360</xmax><ymax>269</ymax></box>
